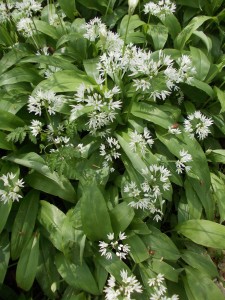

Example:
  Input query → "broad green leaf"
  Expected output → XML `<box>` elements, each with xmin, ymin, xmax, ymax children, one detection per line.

<box><xmin>131</xmin><ymin>102</ymin><xmax>180</xmax><ymax>129</ymax></box>
<box><xmin>33</xmin><ymin>70</ymin><xmax>93</xmax><ymax>93</ymax></box>
<box><xmin>119</xmin><ymin>15</ymin><xmax>145</xmax><ymax>37</ymax></box>
<box><xmin>11</xmin><ymin>190</ymin><xmax>39</xmax><ymax>260</ymax></box>
<box><xmin>175</xmin><ymin>16</ymin><xmax>212</xmax><ymax>49</ymax></box>
<box><xmin>128</xmin><ymin>220</ymin><xmax>151</xmax><ymax>235</ymax></box>
<box><xmin>58</xmin><ymin>0</ymin><xmax>76</xmax><ymax>19</ymax></box>
<box><xmin>190</xmin><ymin>78</ymin><xmax>214</xmax><ymax>98</ymax></box>
<box><xmin>211</xmin><ymin>173</ymin><xmax>225</xmax><ymax>223</ymax></box>
<box><xmin>16</xmin><ymin>234</ymin><xmax>39</xmax><ymax>291</ymax></box>
<box><xmin>181</xmin><ymin>250</ymin><xmax>218</xmax><ymax>278</ymax></box>
<box><xmin>21</xmin><ymin>55</ymin><xmax>77</xmax><ymax>71</ymax></box>
<box><xmin>96</xmin><ymin>252</ymin><xmax>130</xmax><ymax>282</ymax></box>
<box><xmin>5</xmin><ymin>152</ymin><xmax>76</xmax><ymax>202</ymax></box>
<box><xmin>148</xmin><ymin>24</ymin><xmax>168</xmax><ymax>50</ymax></box>
<box><xmin>207</xmin><ymin>149</ymin><xmax>225</xmax><ymax>164</ymax></box>
<box><xmin>0</xmin><ymin>67</ymin><xmax>42</xmax><ymax>86</ymax></box>
<box><xmin>0</xmin><ymin>131</ymin><xmax>13</xmax><ymax>150</ymax></box>
<box><xmin>81</xmin><ymin>184</ymin><xmax>112</xmax><ymax>241</ymax></box>
<box><xmin>142</xmin><ymin>226</ymin><xmax>180</xmax><ymax>261</ymax></box>
<box><xmin>214</xmin><ymin>86</ymin><xmax>225</xmax><ymax>113</ymax></box>
<box><xmin>190</xmin><ymin>47</ymin><xmax>211</xmax><ymax>81</ymax></box>
<box><xmin>151</xmin><ymin>258</ymin><xmax>180</xmax><ymax>282</ymax></box>
<box><xmin>126</xmin><ymin>234</ymin><xmax>149</xmax><ymax>263</ymax></box>
<box><xmin>94</xmin><ymin>260</ymin><xmax>108</xmax><ymax>293</ymax></box>
<box><xmin>176</xmin><ymin>220</ymin><xmax>225</xmax><ymax>249</ymax></box>
<box><xmin>34</xmin><ymin>20</ymin><xmax>60</xmax><ymax>40</ymax></box>
<box><xmin>110</xmin><ymin>202</ymin><xmax>135</xmax><ymax>235</ymax></box>
<box><xmin>185</xmin><ymin>267</ymin><xmax>224</xmax><ymax>300</ymax></box>
<box><xmin>156</xmin><ymin>129</ymin><xmax>213</xmax><ymax>220</ymax></box>
<box><xmin>116</xmin><ymin>131</ymin><xmax>147</xmax><ymax>173</ymax></box>
<box><xmin>184</xmin><ymin>179</ymin><xmax>202</xmax><ymax>219</ymax></box>
<box><xmin>0</xmin><ymin>232</ymin><xmax>10</xmax><ymax>284</ymax></box>
<box><xmin>162</xmin><ymin>14</ymin><xmax>181</xmax><ymax>41</ymax></box>
<box><xmin>38</xmin><ymin>201</ymin><xmax>65</xmax><ymax>252</ymax></box>
<box><xmin>0</xmin><ymin>46</ymin><xmax>30</xmax><ymax>75</ymax></box>
<box><xmin>36</xmin><ymin>237</ymin><xmax>60</xmax><ymax>299</ymax></box>
<box><xmin>76</xmin><ymin>0</ymin><xmax>110</xmax><ymax>13</ymax></box>
<box><xmin>55</xmin><ymin>253</ymin><xmax>100</xmax><ymax>295</ymax></box>
<box><xmin>0</xmin><ymin>109</ymin><xmax>25</xmax><ymax>131</ymax></box>
<box><xmin>193</xmin><ymin>31</ymin><xmax>212</xmax><ymax>52</ymax></box>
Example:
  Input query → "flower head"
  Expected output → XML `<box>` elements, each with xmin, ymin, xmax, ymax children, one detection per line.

<box><xmin>0</xmin><ymin>173</ymin><xmax>24</xmax><ymax>204</ymax></box>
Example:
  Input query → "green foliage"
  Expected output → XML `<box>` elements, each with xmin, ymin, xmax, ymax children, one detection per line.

<box><xmin>0</xmin><ymin>0</ymin><xmax>225</xmax><ymax>299</ymax></box>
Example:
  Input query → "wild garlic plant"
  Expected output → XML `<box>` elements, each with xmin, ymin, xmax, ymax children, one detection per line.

<box><xmin>1</xmin><ymin>0</ymin><xmax>225</xmax><ymax>299</ymax></box>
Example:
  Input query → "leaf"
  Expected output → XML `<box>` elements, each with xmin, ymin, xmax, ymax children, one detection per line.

<box><xmin>206</xmin><ymin>149</ymin><xmax>225</xmax><ymax>164</ymax></box>
<box><xmin>36</xmin><ymin>237</ymin><xmax>60</xmax><ymax>299</ymax></box>
<box><xmin>110</xmin><ymin>202</ymin><xmax>135</xmax><ymax>235</ymax></box>
<box><xmin>185</xmin><ymin>267</ymin><xmax>225</xmax><ymax>300</ymax></box>
<box><xmin>176</xmin><ymin>220</ymin><xmax>225</xmax><ymax>249</ymax></box>
<box><xmin>190</xmin><ymin>47</ymin><xmax>211</xmax><ymax>81</ymax></box>
<box><xmin>162</xmin><ymin>14</ymin><xmax>181</xmax><ymax>41</ymax></box>
<box><xmin>184</xmin><ymin>179</ymin><xmax>202</xmax><ymax>220</ymax></box>
<box><xmin>34</xmin><ymin>20</ymin><xmax>60</xmax><ymax>40</ymax></box>
<box><xmin>214</xmin><ymin>86</ymin><xmax>225</xmax><ymax>113</ymax></box>
<box><xmin>0</xmin><ymin>131</ymin><xmax>13</xmax><ymax>150</ymax></box>
<box><xmin>80</xmin><ymin>184</ymin><xmax>112</xmax><ymax>241</ymax></box>
<box><xmin>131</xmin><ymin>102</ymin><xmax>180</xmax><ymax>129</ymax></box>
<box><xmin>38</xmin><ymin>201</ymin><xmax>66</xmax><ymax>252</ymax></box>
<box><xmin>189</xmin><ymin>78</ymin><xmax>214</xmax><ymax>98</ymax></box>
<box><xmin>33</xmin><ymin>70</ymin><xmax>93</xmax><ymax>93</ymax></box>
<box><xmin>175</xmin><ymin>16</ymin><xmax>212</xmax><ymax>49</ymax></box>
<box><xmin>142</xmin><ymin>226</ymin><xmax>180</xmax><ymax>261</ymax></box>
<box><xmin>211</xmin><ymin>173</ymin><xmax>225</xmax><ymax>223</ymax></box>
<box><xmin>119</xmin><ymin>15</ymin><xmax>145</xmax><ymax>37</ymax></box>
<box><xmin>11</xmin><ymin>190</ymin><xmax>39</xmax><ymax>260</ymax></box>
<box><xmin>5</xmin><ymin>152</ymin><xmax>76</xmax><ymax>202</ymax></box>
<box><xmin>55</xmin><ymin>253</ymin><xmax>100</xmax><ymax>295</ymax></box>
<box><xmin>126</xmin><ymin>234</ymin><xmax>149</xmax><ymax>263</ymax></box>
<box><xmin>151</xmin><ymin>259</ymin><xmax>180</xmax><ymax>282</ymax></box>
<box><xmin>181</xmin><ymin>250</ymin><xmax>218</xmax><ymax>278</ymax></box>
<box><xmin>148</xmin><ymin>24</ymin><xmax>168</xmax><ymax>50</ymax></box>
<box><xmin>16</xmin><ymin>233</ymin><xmax>39</xmax><ymax>291</ymax></box>
<box><xmin>58</xmin><ymin>0</ymin><xmax>76</xmax><ymax>19</ymax></box>
<box><xmin>0</xmin><ymin>67</ymin><xmax>42</xmax><ymax>87</ymax></box>
<box><xmin>193</xmin><ymin>31</ymin><xmax>212</xmax><ymax>52</ymax></box>
<box><xmin>0</xmin><ymin>109</ymin><xmax>25</xmax><ymax>131</ymax></box>
<box><xmin>76</xmin><ymin>0</ymin><xmax>110</xmax><ymax>13</ymax></box>
<box><xmin>0</xmin><ymin>232</ymin><xmax>10</xmax><ymax>284</ymax></box>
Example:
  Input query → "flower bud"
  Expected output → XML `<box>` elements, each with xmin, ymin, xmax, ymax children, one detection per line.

<box><xmin>128</xmin><ymin>0</ymin><xmax>139</xmax><ymax>15</ymax></box>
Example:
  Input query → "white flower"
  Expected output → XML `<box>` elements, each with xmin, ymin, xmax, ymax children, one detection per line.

<box><xmin>100</xmin><ymin>137</ymin><xmax>121</xmax><ymax>162</ymax></box>
<box><xmin>15</xmin><ymin>0</ymin><xmax>42</xmax><ymax>17</ymax></box>
<box><xmin>129</xmin><ymin>128</ymin><xmax>154</xmax><ymax>156</ymax></box>
<box><xmin>17</xmin><ymin>17</ymin><xmax>34</xmax><ymax>37</ymax></box>
<box><xmin>30</xmin><ymin>119</ymin><xmax>42</xmax><ymax>137</ymax></box>
<box><xmin>83</xmin><ymin>17</ymin><xmax>107</xmax><ymax>41</ymax></box>
<box><xmin>168</xmin><ymin>125</ymin><xmax>181</xmax><ymax>135</ymax></box>
<box><xmin>99</xmin><ymin>232</ymin><xmax>130</xmax><ymax>260</ymax></box>
<box><xmin>176</xmin><ymin>149</ymin><xmax>192</xmax><ymax>174</ymax></box>
<box><xmin>184</xmin><ymin>111</ymin><xmax>213</xmax><ymax>140</ymax></box>
<box><xmin>148</xmin><ymin>274</ymin><xmax>179</xmax><ymax>300</ymax></box>
<box><xmin>104</xmin><ymin>269</ymin><xmax>142</xmax><ymax>300</ymax></box>
<box><xmin>144</xmin><ymin>0</ymin><xmax>176</xmax><ymax>20</ymax></box>
<box><xmin>128</xmin><ymin>0</ymin><xmax>139</xmax><ymax>15</ymax></box>
<box><xmin>0</xmin><ymin>3</ymin><xmax>14</xmax><ymax>23</ymax></box>
<box><xmin>0</xmin><ymin>173</ymin><xmax>24</xmax><ymax>204</ymax></box>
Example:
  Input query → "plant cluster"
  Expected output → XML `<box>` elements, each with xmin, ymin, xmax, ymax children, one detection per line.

<box><xmin>0</xmin><ymin>0</ymin><xmax>225</xmax><ymax>299</ymax></box>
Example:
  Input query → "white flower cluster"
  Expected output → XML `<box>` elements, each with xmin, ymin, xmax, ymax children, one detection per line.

<box><xmin>0</xmin><ymin>3</ymin><xmax>14</xmax><ymax>23</ymax></box>
<box><xmin>45</xmin><ymin>123</ymin><xmax>73</xmax><ymax>152</ymax></box>
<box><xmin>124</xmin><ymin>165</ymin><xmax>171</xmax><ymax>221</ymax></box>
<box><xmin>83</xmin><ymin>17</ymin><xmax>124</xmax><ymax>52</ymax></box>
<box><xmin>0</xmin><ymin>173</ymin><xmax>24</xmax><ymax>204</ymax></box>
<box><xmin>71</xmin><ymin>84</ymin><xmax>122</xmax><ymax>134</ymax></box>
<box><xmin>144</xmin><ymin>0</ymin><xmax>176</xmax><ymax>20</ymax></box>
<box><xmin>30</xmin><ymin>119</ymin><xmax>43</xmax><ymax>137</ymax></box>
<box><xmin>99</xmin><ymin>232</ymin><xmax>130</xmax><ymax>260</ymax></box>
<box><xmin>104</xmin><ymin>269</ymin><xmax>143</xmax><ymax>300</ymax></box>
<box><xmin>184</xmin><ymin>111</ymin><xmax>213</xmax><ymax>140</ymax></box>
<box><xmin>175</xmin><ymin>149</ymin><xmax>192</xmax><ymax>174</ymax></box>
<box><xmin>17</xmin><ymin>17</ymin><xmax>35</xmax><ymax>37</ymax></box>
<box><xmin>96</xmin><ymin>41</ymin><xmax>195</xmax><ymax>101</ymax></box>
<box><xmin>100</xmin><ymin>137</ymin><xmax>121</xmax><ymax>173</ymax></box>
<box><xmin>15</xmin><ymin>0</ymin><xmax>42</xmax><ymax>17</ymax></box>
<box><xmin>28</xmin><ymin>89</ymin><xmax>64</xmax><ymax>116</ymax></box>
<box><xmin>129</xmin><ymin>127</ymin><xmax>154</xmax><ymax>156</ymax></box>
<box><xmin>149</xmin><ymin>273</ymin><xmax>179</xmax><ymax>300</ymax></box>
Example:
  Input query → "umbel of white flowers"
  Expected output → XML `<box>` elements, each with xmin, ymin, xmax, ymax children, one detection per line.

<box><xmin>128</xmin><ymin>0</ymin><xmax>139</xmax><ymax>15</ymax></box>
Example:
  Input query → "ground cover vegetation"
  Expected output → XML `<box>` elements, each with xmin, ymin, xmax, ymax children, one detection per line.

<box><xmin>0</xmin><ymin>0</ymin><xmax>225</xmax><ymax>299</ymax></box>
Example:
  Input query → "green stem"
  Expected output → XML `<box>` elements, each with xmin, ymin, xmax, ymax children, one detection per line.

<box><xmin>122</xmin><ymin>14</ymin><xmax>131</xmax><ymax>56</ymax></box>
<box><xmin>105</xmin><ymin>0</ymin><xmax>112</xmax><ymax>16</ymax></box>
